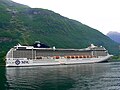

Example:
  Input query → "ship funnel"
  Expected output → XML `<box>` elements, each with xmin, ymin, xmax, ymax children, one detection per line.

<box><xmin>33</xmin><ymin>41</ymin><xmax>50</xmax><ymax>48</ymax></box>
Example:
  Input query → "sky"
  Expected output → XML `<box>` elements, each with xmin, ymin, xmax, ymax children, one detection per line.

<box><xmin>12</xmin><ymin>0</ymin><xmax>120</xmax><ymax>34</ymax></box>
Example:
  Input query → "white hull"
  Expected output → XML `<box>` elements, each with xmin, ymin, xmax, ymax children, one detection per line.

<box><xmin>6</xmin><ymin>55</ymin><xmax>112</xmax><ymax>67</ymax></box>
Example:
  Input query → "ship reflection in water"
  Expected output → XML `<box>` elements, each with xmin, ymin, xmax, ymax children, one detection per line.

<box><xmin>5</xmin><ymin>62</ymin><xmax>120</xmax><ymax>90</ymax></box>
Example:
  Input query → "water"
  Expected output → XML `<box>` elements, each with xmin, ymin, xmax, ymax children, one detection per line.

<box><xmin>1</xmin><ymin>62</ymin><xmax>120</xmax><ymax>90</ymax></box>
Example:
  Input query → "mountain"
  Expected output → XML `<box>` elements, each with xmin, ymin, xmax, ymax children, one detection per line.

<box><xmin>0</xmin><ymin>0</ymin><xmax>120</xmax><ymax>63</ymax></box>
<box><xmin>107</xmin><ymin>31</ymin><xmax>120</xmax><ymax>44</ymax></box>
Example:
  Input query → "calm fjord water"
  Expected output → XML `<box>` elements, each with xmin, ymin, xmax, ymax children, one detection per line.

<box><xmin>1</xmin><ymin>62</ymin><xmax>120</xmax><ymax>90</ymax></box>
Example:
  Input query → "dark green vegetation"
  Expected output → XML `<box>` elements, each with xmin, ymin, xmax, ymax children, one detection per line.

<box><xmin>0</xmin><ymin>0</ymin><xmax>120</xmax><ymax>64</ymax></box>
<box><xmin>111</xmin><ymin>55</ymin><xmax>120</xmax><ymax>62</ymax></box>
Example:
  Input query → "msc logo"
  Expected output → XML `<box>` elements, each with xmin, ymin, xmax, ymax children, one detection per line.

<box><xmin>15</xmin><ymin>59</ymin><xmax>20</xmax><ymax>65</ymax></box>
<box><xmin>15</xmin><ymin>60</ymin><xmax>29</xmax><ymax>65</ymax></box>
<box><xmin>21</xmin><ymin>61</ymin><xmax>29</xmax><ymax>64</ymax></box>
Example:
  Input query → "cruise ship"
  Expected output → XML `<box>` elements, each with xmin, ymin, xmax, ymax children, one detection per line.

<box><xmin>6</xmin><ymin>41</ymin><xmax>113</xmax><ymax>67</ymax></box>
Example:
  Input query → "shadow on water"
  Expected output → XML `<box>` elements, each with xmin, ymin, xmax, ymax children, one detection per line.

<box><xmin>5</xmin><ymin>63</ymin><xmax>110</xmax><ymax>90</ymax></box>
<box><xmin>0</xmin><ymin>66</ymin><xmax>9</xmax><ymax>90</ymax></box>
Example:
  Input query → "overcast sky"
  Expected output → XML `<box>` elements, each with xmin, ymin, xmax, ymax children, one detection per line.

<box><xmin>12</xmin><ymin>0</ymin><xmax>120</xmax><ymax>34</ymax></box>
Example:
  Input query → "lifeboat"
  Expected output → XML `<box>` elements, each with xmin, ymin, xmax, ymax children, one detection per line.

<box><xmin>76</xmin><ymin>56</ymin><xmax>79</xmax><ymax>58</ymax></box>
<box><xmin>71</xmin><ymin>56</ymin><xmax>75</xmax><ymax>59</ymax></box>
<box><xmin>66</xmin><ymin>56</ymin><xmax>71</xmax><ymax>59</ymax></box>
<box><xmin>53</xmin><ymin>56</ymin><xmax>60</xmax><ymax>59</ymax></box>
<box><xmin>79</xmin><ymin>55</ymin><xmax>83</xmax><ymax>58</ymax></box>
